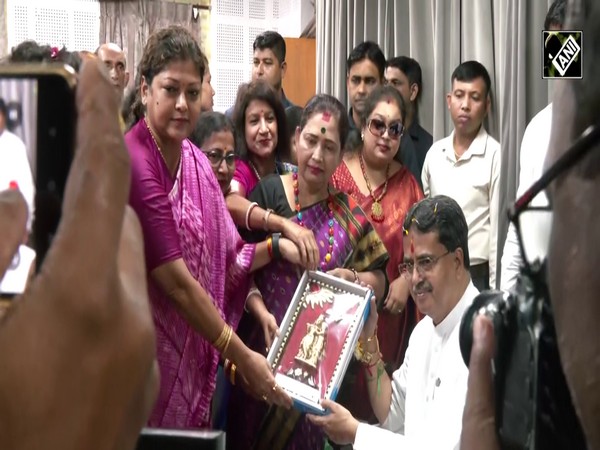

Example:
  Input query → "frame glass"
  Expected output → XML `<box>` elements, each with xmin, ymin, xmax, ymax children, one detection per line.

<box><xmin>266</xmin><ymin>270</ymin><xmax>373</xmax><ymax>415</ymax></box>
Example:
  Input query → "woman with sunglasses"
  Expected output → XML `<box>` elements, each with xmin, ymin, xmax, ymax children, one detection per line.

<box><xmin>331</xmin><ymin>86</ymin><xmax>423</xmax><ymax>423</ymax></box>
<box><xmin>227</xmin><ymin>94</ymin><xmax>390</xmax><ymax>450</ymax></box>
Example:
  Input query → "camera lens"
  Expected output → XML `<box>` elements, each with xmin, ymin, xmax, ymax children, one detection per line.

<box><xmin>459</xmin><ymin>290</ymin><xmax>513</xmax><ymax>367</ymax></box>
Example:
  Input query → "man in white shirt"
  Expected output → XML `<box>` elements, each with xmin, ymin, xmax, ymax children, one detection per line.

<box><xmin>500</xmin><ymin>104</ymin><xmax>552</xmax><ymax>291</ymax></box>
<box><xmin>500</xmin><ymin>0</ymin><xmax>565</xmax><ymax>291</ymax></box>
<box><xmin>0</xmin><ymin>98</ymin><xmax>35</xmax><ymax>230</ymax></box>
<box><xmin>308</xmin><ymin>195</ymin><xmax>478</xmax><ymax>449</ymax></box>
<box><xmin>421</xmin><ymin>61</ymin><xmax>501</xmax><ymax>291</ymax></box>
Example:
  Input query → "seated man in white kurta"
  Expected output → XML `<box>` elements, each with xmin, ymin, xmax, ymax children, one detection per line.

<box><xmin>308</xmin><ymin>195</ymin><xmax>478</xmax><ymax>449</ymax></box>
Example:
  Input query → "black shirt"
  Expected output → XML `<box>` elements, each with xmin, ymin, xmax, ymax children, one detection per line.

<box><xmin>394</xmin><ymin>121</ymin><xmax>433</xmax><ymax>189</ymax></box>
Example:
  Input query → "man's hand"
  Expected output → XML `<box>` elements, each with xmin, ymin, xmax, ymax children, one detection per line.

<box><xmin>307</xmin><ymin>399</ymin><xmax>360</xmax><ymax>445</ymax></box>
<box><xmin>0</xmin><ymin>59</ymin><xmax>158</xmax><ymax>450</ymax></box>
<box><xmin>460</xmin><ymin>315</ymin><xmax>500</xmax><ymax>450</ymax></box>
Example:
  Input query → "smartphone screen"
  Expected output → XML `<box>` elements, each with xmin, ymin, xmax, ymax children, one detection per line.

<box><xmin>0</xmin><ymin>65</ymin><xmax>76</xmax><ymax>297</ymax></box>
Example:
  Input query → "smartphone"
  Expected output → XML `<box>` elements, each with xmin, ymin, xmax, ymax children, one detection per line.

<box><xmin>0</xmin><ymin>64</ymin><xmax>77</xmax><ymax>297</ymax></box>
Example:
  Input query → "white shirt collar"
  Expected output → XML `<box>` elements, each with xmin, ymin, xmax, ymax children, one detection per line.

<box><xmin>434</xmin><ymin>280</ymin><xmax>479</xmax><ymax>338</ymax></box>
<box><xmin>444</xmin><ymin>126</ymin><xmax>489</xmax><ymax>162</ymax></box>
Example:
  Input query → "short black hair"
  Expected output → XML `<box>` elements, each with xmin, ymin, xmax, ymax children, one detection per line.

<box><xmin>253</xmin><ymin>31</ymin><xmax>286</xmax><ymax>64</ymax></box>
<box><xmin>9</xmin><ymin>40</ymin><xmax>82</xmax><ymax>73</ymax></box>
<box><xmin>190</xmin><ymin>112</ymin><xmax>236</xmax><ymax>150</ymax></box>
<box><xmin>451</xmin><ymin>60</ymin><xmax>492</xmax><ymax>97</ymax></box>
<box><xmin>346</xmin><ymin>41</ymin><xmax>386</xmax><ymax>79</ymax></box>
<box><xmin>403</xmin><ymin>195</ymin><xmax>470</xmax><ymax>268</ymax></box>
<box><xmin>545</xmin><ymin>0</ymin><xmax>567</xmax><ymax>30</ymax></box>
<box><xmin>386</xmin><ymin>56</ymin><xmax>424</xmax><ymax>103</ymax></box>
<box><xmin>285</xmin><ymin>105</ymin><xmax>303</xmax><ymax>142</ymax></box>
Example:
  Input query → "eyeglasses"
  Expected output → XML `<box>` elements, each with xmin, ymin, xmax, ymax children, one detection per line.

<box><xmin>367</xmin><ymin>118</ymin><xmax>404</xmax><ymax>140</ymax></box>
<box><xmin>399</xmin><ymin>251</ymin><xmax>451</xmax><ymax>277</ymax></box>
<box><xmin>510</xmin><ymin>122</ymin><xmax>600</xmax><ymax>272</ymax></box>
<box><xmin>203</xmin><ymin>150</ymin><xmax>236</xmax><ymax>168</ymax></box>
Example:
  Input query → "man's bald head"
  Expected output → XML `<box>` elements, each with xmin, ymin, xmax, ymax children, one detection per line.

<box><xmin>96</xmin><ymin>43</ymin><xmax>129</xmax><ymax>101</ymax></box>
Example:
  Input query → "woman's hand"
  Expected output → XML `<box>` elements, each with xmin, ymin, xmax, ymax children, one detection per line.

<box><xmin>260</xmin><ymin>310</ymin><xmax>280</xmax><ymax>350</ymax></box>
<box><xmin>327</xmin><ymin>268</ymin><xmax>355</xmax><ymax>283</ymax></box>
<box><xmin>235</xmin><ymin>349</ymin><xmax>293</xmax><ymax>408</ymax></box>
<box><xmin>279</xmin><ymin>237</ymin><xmax>306</xmax><ymax>268</ymax></box>
<box><xmin>281</xmin><ymin>220</ymin><xmax>319</xmax><ymax>271</ymax></box>
<box><xmin>383</xmin><ymin>275</ymin><xmax>410</xmax><ymax>315</ymax></box>
<box><xmin>360</xmin><ymin>297</ymin><xmax>379</xmax><ymax>341</ymax></box>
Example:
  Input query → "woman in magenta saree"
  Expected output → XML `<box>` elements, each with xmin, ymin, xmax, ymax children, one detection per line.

<box><xmin>227</xmin><ymin>95</ymin><xmax>389</xmax><ymax>450</ymax></box>
<box><xmin>125</xmin><ymin>26</ymin><xmax>294</xmax><ymax>429</ymax></box>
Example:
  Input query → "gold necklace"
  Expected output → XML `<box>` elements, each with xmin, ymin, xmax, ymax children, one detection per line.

<box><xmin>359</xmin><ymin>152</ymin><xmax>389</xmax><ymax>223</ymax></box>
<box><xmin>145</xmin><ymin>118</ymin><xmax>177</xmax><ymax>169</ymax></box>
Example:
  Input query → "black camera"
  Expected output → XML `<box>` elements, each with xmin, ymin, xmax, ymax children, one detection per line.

<box><xmin>459</xmin><ymin>261</ymin><xmax>587</xmax><ymax>449</ymax></box>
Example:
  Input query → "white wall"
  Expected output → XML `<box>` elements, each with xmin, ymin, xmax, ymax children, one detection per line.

<box><xmin>210</xmin><ymin>0</ymin><xmax>309</xmax><ymax>112</ymax></box>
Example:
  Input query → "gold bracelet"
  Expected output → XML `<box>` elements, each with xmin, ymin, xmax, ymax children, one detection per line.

<box><xmin>222</xmin><ymin>325</ymin><xmax>233</xmax><ymax>355</ymax></box>
<box><xmin>214</xmin><ymin>324</ymin><xmax>233</xmax><ymax>354</ymax></box>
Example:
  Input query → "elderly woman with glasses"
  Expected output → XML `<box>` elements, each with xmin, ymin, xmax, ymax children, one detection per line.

<box><xmin>331</xmin><ymin>85</ymin><xmax>423</xmax><ymax>423</ymax></box>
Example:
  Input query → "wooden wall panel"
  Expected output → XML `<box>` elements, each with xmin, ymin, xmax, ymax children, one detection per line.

<box><xmin>282</xmin><ymin>37</ymin><xmax>316</xmax><ymax>108</ymax></box>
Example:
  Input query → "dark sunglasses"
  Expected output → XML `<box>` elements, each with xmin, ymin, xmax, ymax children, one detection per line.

<box><xmin>367</xmin><ymin>118</ymin><xmax>404</xmax><ymax>140</ymax></box>
<box><xmin>203</xmin><ymin>150</ymin><xmax>236</xmax><ymax>168</ymax></box>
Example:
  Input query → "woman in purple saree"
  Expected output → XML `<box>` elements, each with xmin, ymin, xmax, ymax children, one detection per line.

<box><xmin>227</xmin><ymin>95</ymin><xmax>390</xmax><ymax>450</ymax></box>
<box><xmin>125</xmin><ymin>26</ymin><xmax>296</xmax><ymax>429</ymax></box>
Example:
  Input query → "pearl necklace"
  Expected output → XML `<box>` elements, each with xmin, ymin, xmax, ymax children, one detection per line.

<box><xmin>248</xmin><ymin>160</ymin><xmax>262</xmax><ymax>181</ymax></box>
<box><xmin>292</xmin><ymin>168</ymin><xmax>335</xmax><ymax>271</ymax></box>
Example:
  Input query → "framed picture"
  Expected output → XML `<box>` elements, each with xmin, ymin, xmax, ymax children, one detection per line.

<box><xmin>267</xmin><ymin>270</ymin><xmax>372</xmax><ymax>415</ymax></box>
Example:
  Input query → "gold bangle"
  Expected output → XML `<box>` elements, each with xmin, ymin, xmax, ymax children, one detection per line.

<box><xmin>230</xmin><ymin>363</ymin><xmax>237</xmax><ymax>385</ymax></box>
<box><xmin>222</xmin><ymin>325</ymin><xmax>233</xmax><ymax>355</ymax></box>
<box><xmin>214</xmin><ymin>324</ymin><xmax>233</xmax><ymax>354</ymax></box>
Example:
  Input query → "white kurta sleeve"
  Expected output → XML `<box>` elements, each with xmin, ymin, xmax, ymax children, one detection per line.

<box><xmin>421</xmin><ymin>152</ymin><xmax>431</xmax><ymax>198</ymax></box>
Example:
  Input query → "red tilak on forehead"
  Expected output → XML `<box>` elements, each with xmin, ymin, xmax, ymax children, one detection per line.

<box><xmin>322</xmin><ymin>111</ymin><xmax>332</xmax><ymax>122</ymax></box>
<box><xmin>410</xmin><ymin>238</ymin><xmax>415</xmax><ymax>255</ymax></box>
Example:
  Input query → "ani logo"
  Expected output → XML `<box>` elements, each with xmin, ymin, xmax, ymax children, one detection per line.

<box><xmin>542</xmin><ymin>31</ymin><xmax>583</xmax><ymax>79</ymax></box>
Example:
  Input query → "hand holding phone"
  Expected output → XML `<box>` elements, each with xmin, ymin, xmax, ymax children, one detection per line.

<box><xmin>0</xmin><ymin>58</ymin><xmax>157</xmax><ymax>449</ymax></box>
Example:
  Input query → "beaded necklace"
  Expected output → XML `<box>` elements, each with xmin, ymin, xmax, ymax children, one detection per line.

<box><xmin>292</xmin><ymin>168</ymin><xmax>335</xmax><ymax>271</ymax></box>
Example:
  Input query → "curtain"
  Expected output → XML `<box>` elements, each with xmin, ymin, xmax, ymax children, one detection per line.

<box><xmin>99</xmin><ymin>0</ymin><xmax>202</xmax><ymax>92</ymax></box>
<box><xmin>316</xmin><ymin>0</ymin><xmax>553</xmax><ymax>286</ymax></box>
<box><xmin>0</xmin><ymin>0</ymin><xmax>7</xmax><ymax>58</ymax></box>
